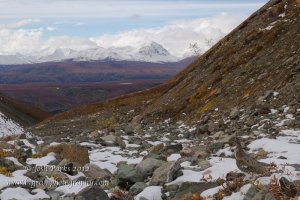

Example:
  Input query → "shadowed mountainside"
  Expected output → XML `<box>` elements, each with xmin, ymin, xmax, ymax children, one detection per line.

<box><xmin>0</xmin><ymin>94</ymin><xmax>50</xmax><ymax>126</ymax></box>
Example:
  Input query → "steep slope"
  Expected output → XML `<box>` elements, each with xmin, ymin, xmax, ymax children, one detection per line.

<box><xmin>0</xmin><ymin>94</ymin><xmax>50</xmax><ymax>127</ymax></box>
<box><xmin>30</xmin><ymin>0</ymin><xmax>300</xmax><ymax>138</ymax></box>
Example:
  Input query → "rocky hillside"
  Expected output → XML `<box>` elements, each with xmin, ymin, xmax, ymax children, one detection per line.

<box><xmin>31</xmin><ymin>0</ymin><xmax>300</xmax><ymax>138</ymax></box>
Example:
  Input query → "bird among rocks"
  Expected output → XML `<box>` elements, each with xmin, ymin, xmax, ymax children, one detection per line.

<box><xmin>234</xmin><ymin>137</ymin><xmax>273</xmax><ymax>177</ymax></box>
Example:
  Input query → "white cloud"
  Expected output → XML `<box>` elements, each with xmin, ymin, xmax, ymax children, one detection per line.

<box><xmin>0</xmin><ymin>28</ymin><xmax>43</xmax><ymax>55</ymax></box>
<box><xmin>0</xmin><ymin>13</ymin><xmax>246</xmax><ymax>58</ymax></box>
<box><xmin>46</xmin><ymin>26</ymin><xmax>56</xmax><ymax>31</ymax></box>
<box><xmin>92</xmin><ymin>13</ymin><xmax>246</xmax><ymax>57</ymax></box>
<box><xmin>42</xmin><ymin>36</ymin><xmax>97</xmax><ymax>51</ymax></box>
<box><xmin>0</xmin><ymin>18</ymin><xmax>40</xmax><ymax>29</ymax></box>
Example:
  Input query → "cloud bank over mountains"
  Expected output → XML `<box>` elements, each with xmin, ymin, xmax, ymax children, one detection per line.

<box><xmin>0</xmin><ymin>13</ymin><xmax>246</xmax><ymax>61</ymax></box>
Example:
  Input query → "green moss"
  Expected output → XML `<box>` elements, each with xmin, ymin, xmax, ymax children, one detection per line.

<box><xmin>97</xmin><ymin>116</ymin><xmax>116</xmax><ymax>128</ymax></box>
<box><xmin>197</xmin><ymin>98</ymin><xmax>219</xmax><ymax>115</ymax></box>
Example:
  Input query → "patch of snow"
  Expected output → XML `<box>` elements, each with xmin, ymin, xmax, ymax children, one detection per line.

<box><xmin>223</xmin><ymin>184</ymin><xmax>252</xmax><ymax>200</ymax></box>
<box><xmin>0</xmin><ymin>111</ymin><xmax>24</xmax><ymax>137</ymax></box>
<box><xmin>135</xmin><ymin>186</ymin><xmax>162</xmax><ymax>200</ymax></box>
<box><xmin>216</xmin><ymin>147</ymin><xmax>234</xmax><ymax>157</ymax></box>
<box><xmin>80</xmin><ymin>142</ymin><xmax>99</xmax><ymax>147</ymax></box>
<box><xmin>26</xmin><ymin>152</ymin><xmax>56</xmax><ymax>166</ymax></box>
<box><xmin>167</xmin><ymin>154</ymin><xmax>181</xmax><ymax>161</ymax></box>
<box><xmin>147</xmin><ymin>141</ymin><xmax>164</xmax><ymax>145</ymax></box>
<box><xmin>247</xmin><ymin>134</ymin><xmax>300</xmax><ymax>164</ymax></box>
<box><xmin>55</xmin><ymin>183</ymin><xmax>90</xmax><ymax>195</ymax></box>
<box><xmin>0</xmin><ymin>187</ymin><xmax>49</xmax><ymax>200</ymax></box>
<box><xmin>6</xmin><ymin>157</ymin><xmax>23</xmax><ymax>166</ymax></box>
<box><xmin>201</xmin><ymin>186</ymin><xmax>223</xmax><ymax>199</ymax></box>
<box><xmin>124</xmin><ymin>140</ymin><xmax>140</xmax><ymax>148</ymax></box>
<box><xmin>0</xmin><ymin>170</ymin><xmax>33</xmax><ymax>190</ymax></box>
<box><xmin>169</xmin><ymin>158</ymin><xmax>239</xmax><ymax>184</ymax></box>
<box><xmin>49</xmin><ymin>142</ymin><xmax>61</xmax><ymax>146</ymax></box>
<box><xmin>89</xmin><ymin>147</ymin><xmax>143</xmax><ymax>173</ymax></box>
<box><xmin>270</xmin><ymin>109</ymin><xmax>278</xmax><ymax>114</ymax></box>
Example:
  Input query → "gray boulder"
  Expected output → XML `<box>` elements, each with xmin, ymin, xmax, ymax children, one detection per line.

<box><xmin>137</xmin><ymin>158</ymin><xmax>166</xmax><ymax>178</ymax></box>
<box><xmin>150</xmin><ymin>161</ymin><xmax>181</xmax><ymax>186</ymax></box>
<box><xmin>129</xmin><ymin>182</ymin><xmax>148</xmax><ymax>195</ymax></box>
<box><xmin>116</xmin><ymin>164</ymin><xmax>143</xmax><ymax>188</ymax></box>
<box><xmin>74</xmin><ymin>186</ymin><xmax>109</xmax><ymax>200</ymax></box>
<box><xmin>83</xmin><ymin>163</ymin><xmax>112</xmax><ymax>180</ymax></box>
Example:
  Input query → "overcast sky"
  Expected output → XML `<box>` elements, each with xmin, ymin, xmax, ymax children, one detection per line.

<box><xmin>0</xmin><ymin>0</ymin><xmax>267</xmax><ymax>57</ymax></box>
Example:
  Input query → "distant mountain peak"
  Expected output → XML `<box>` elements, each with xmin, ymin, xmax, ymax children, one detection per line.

<box><xmin>138</xmin><ymin>41</ymin><xmax>171</xmax><ymax>57</ymax></box>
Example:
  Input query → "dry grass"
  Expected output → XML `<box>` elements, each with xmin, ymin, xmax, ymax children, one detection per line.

<box><xmin>110</xmin><ymin>189</ymin><xmax>134</xmax><ymax>200</ymax></box>
<box><xmin>0</xmin><ymin>167</ymin><xmax>12</xmax><ymax>177</ymax></box>
<box><xmin>268</xmin><ymin>176</ymin><xmax>299</xmax><ymax>199</ymax></box>
<box><xmin>216</xmin><ymin>177</ymin><xmax>244</xmax><ymax>199</ymax></box>
<box><xmin>0</xmin><ymin>149</ymin><xmax>8</xmax><ymax>158</ymax></box>
<box><xmin>31</xmin><ymin>153</ymin><xmax>42</xmax><ymax>158</ymax></box>
<box><xmin>42</xmin><ymin>144</ymin><xmax>89</xmax><ymax>166</ymax></box>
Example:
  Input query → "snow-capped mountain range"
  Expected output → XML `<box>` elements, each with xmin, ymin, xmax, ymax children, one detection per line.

<box><xmin>0</xmin><ymin>42</ymin><xmax>182</xmax><ymax>65</ymax></box>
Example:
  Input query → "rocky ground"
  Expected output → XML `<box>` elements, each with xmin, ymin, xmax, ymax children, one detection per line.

<box><xmin>0</xmin><ymin>91</ymin><xmax>299</xmax><ymax>200</ymax></box>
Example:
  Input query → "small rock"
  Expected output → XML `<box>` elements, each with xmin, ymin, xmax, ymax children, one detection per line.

<box><xmin>74</xmin><ymin>185</ymin><xmax>109</xmax><ymax>200</ymax></box>
<box><xmin>60</xmin><ymin>193</ymin><xmax>76</xmax><ymax>200</ymax></box>
<box><xmin>198</xmin><ymin>160</ymin><xmax>211</xmax><ymax>170</ymax></box>
<box><xmin>208</xmin><ymin>142</ymin><xmax>223</xmax><ymax>153</ymax></box>
<box><xmin>255</xmin><ymin>149</ymin><xmax>268</xmax><ymax>160</ymax></box>
<box><xmin>129</xmin><ymin>182</ymin><xmax>147</xmax><ymax>195</ymax></box>
<box><xmin>212</xmin><ymin>131</ymin><xmax>224</xmax><ymax>140</ymax></box>
<box><xmin>165</xmin><ymin>184</ymin><xmax>179</xmax><ymax>192</ymax></box>
<box><xmin>101</xmin><ymin>135</ymin><xmax>126</xmax><ymax>148</ymax></box>
<box><xmin>150</xmin><ymin>161</ymin><xmax>181</xmax><ymax>186</ymax></box>
<box><xmin>116</xmin><ymin>164</ymin><xmax>143</xmax><ymax>189</ymax></box>
<box><xmin>250</xmin><ymin>188</ymin><xmax>276</xmax><ymax>200</ymax></box>
<box><xmin>143</xmin><ymin>153</ymin><xmax>167</xmax><ymax>161</ymax></box>
<box><xmin>226</xmin><ymin>171</ymin><xmax>245</xmax><ymax>181</ymax></box>
<box><xmin>217</xmin><ymin>135</ymin><xmax>236</xmax><ymax>146</ymax></box>
<box><xmin>161</xmin><ymin>144</ymin><xmax>183</xmax><ymax>155</ymax></box>
<box><xmin>148</xmin><ymin>143</ymin><xmax>164</xmax><ymax>154</ymax></box>
<box><xmin>277</xmin><ymin>156</ymin><xmax>287</xmax><ymax>159</ymax></box>
<box><xmin>279</xmin><ymin>177</ymin><xmax>297</xmax><ymax>198</ymax></box>
<box><xmin>230</xmin><ymin>107</ymin><xmax>240</xmax><ymax>119</ymax></box>
<box><xmin>58</xmin><ymin>159</ymin><xmax>75</xmax><ymax>175</ymax></box>
<box><xmin>46</xmin><ymin>191</ymin><xmax>62</xmax><ymax>200</ymax></box>
<box><xmin>172</xmin><ymin>182</ymin><xmax>218</xmax><ymax>200</ymax></box>
<box><xmin>137</xmin><ymin>158</ymin><xmax>166</xmax><ymax>178</ymax></box>
<box><xmin>0</xmin><ymin>158</ymin><xmax>17</xmax><ymax>172</ymax></box>
<box><xmin>83</xmin><ymin>163</ymin><xmax>112</xmax><ymax>180</ymax></box>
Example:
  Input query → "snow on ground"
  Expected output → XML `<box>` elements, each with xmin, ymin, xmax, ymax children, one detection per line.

<box><xmin>89</xmin><ymin>146</ymin><xmax>143</xmax><ymax>173</ymax></box>
<box><xmin>169</xmin><ymin>157</ymin><xmax>239</xmax><ymax>185</ymax></box>
<box><xmin>167</xmin><ymin>153</ymin><xmax>181</xmax><ymax>161</ymax></box>
<box><xmin>170</xmin><ymin>129</ymin><xmax>300</xmax><ymax>198</ymax></box>
<box><xmin>0</xmin><ymin>111</ymin><xmax>24</xmax><ymax>137</ymax></box>
<box><xmin>6</xmin><ymin>157</ymin><xmax>23</xmax><ymax>166</ymax></box>
<box><xmin>222</xmin><ymin>184</ymin><xmax>252</xmax><ymax>200</ymax></box>
<box><xmin>248</xmin><ymin>130</ymin><xmax>300</xmax><ymax>166</ymax></box>
<box><xmin>0</xmin><ymin>170</ymin><xmax>34</xmax><ymax>190</ymax></box>
<box><xmin>0</xmin><ymin>187</ymin><xmax>49</xmax><ymax>200</ymax></box>
<box><xmin>26</xmin><ymin>152</ymin><xmax>56</xmax><ymax>166</ymax></box>
<box><xmin>55</xmin><ymin>183</ymin><xmax>90</xmax><ymax>195</ymax></box>
<box><xmin>135</xmin><ymin>186</ymin><xmax>162</xmax><ymax>200</ymax></box>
